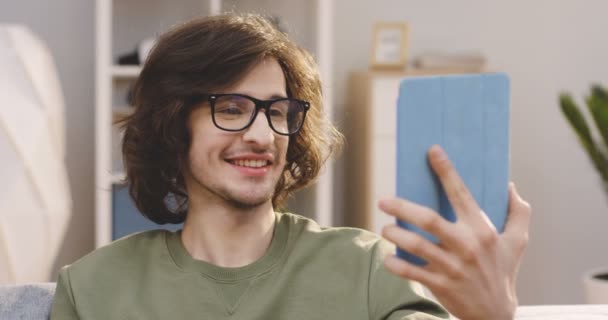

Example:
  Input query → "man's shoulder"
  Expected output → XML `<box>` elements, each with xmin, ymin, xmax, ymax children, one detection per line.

<box><xmin>62</xmin><ymin>229</ymin><xmax>171</xmax><ymax>279</ymax></box>
<box><xmin>281</xmin><ymin>212</ymin><xmax>385</xmax><ymax>253</ymax></box>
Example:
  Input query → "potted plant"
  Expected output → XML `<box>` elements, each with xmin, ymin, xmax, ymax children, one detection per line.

<box><xmin>559</xmin><ymin>85</ymin><xmax>608</xmax><ymax>303</ymax></box>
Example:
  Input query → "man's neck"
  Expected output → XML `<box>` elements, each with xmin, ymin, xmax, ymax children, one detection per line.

<box><xmin>181</xmin><ymin>201</ymin><xmax>276</xmax><ymax>268</ymax></box>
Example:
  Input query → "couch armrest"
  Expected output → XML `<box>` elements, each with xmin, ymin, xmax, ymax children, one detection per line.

<box><xmin>0</xmin><ymin>283</ymin><xmax>56</xmax><ymax>320</ymax></box>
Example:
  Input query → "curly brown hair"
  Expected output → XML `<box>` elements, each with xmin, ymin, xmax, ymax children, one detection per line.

<box><xmin>119</xmin><ymin>14</ymin><xmax>343</xmax><ymax>224</ymax></box>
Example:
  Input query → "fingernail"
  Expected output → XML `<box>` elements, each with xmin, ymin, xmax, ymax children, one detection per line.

<box><xmin>378</xmin><ymin>198</ymin><xmax>392</xmax><ymax>209</ymax></box>
<box><xmin>381</xmin><ymin>225</ymin><xmax>391</xmax><ymax>237</ymax></box>
<box><xmin>431</xmin><ymin>145</ymin><xmax>446</xmax><ymax>160</ymax></box>
<box><xmin>384</xmin><ymin>255</ymin><xmax>401</xmax><ymax>269</ymax></box>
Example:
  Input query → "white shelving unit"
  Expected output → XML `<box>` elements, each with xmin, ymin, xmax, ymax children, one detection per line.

<box><xmin>95</xmin><ymin>0</ymin><xmax>336</xmax><ymax>248</ymax></box>
<box><xmin>110</xmin><ymin>66</ymin><xmax>141</xmax><ymax>78</ymax></box>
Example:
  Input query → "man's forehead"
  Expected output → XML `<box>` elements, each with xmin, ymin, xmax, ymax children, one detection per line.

<box><xmin>215</xmin><ymin>58</ymin><xmax>287</xmax><ymax>99</ymax></box>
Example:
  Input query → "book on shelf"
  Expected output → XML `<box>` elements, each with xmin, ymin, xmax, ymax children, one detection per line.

<box><xmin>412</xmin><ymin>51</ymin><xmax>486</xmax><ymax>71</ymax></box>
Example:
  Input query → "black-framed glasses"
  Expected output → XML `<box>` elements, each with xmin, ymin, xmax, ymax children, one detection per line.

<box><xmin>203</xmin><ymin>93</ymin><xmax>310</xmax><ymax>136</ymax></box>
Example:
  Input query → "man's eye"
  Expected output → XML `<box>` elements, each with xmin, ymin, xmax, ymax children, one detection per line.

<box><xmin>269</xmin><ymin>109</ymin><xmax>285</xmax><ymax>117</ymax></box>
<box><xmin>218</xmin><ymin>105</ymin><xmax>244</xmax><ymax>115</ymax></box>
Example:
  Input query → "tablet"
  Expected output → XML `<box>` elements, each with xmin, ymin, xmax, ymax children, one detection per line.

<box><xmin>395</xmin><ymin>73</ymin><xmax>510</xmax><ymax>265</ymax></box>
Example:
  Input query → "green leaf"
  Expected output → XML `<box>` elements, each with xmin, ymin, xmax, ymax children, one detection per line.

<box><xmin>559</xmin><ymin>93</ymin><xmax>608</xmax><ymax>183</ymax></box>
<box><xmin>587</xmin><ymin>85</ymin><xmax>608</xmax><ymax>152</ymax></box>
<box><xmin>560</xmin><ymin>93</ymin><xmax>594</xmax><ymax>144</ymax></box>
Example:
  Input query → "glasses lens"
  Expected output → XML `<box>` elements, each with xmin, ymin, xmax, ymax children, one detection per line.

<box><xmin>212</xmin><ymin>95</ymin><xmax>255</xmax><ymax>130</ymax></box>
<box><xmin>269</xmin><ymin>99</ymin><xmax>306</xmax><ymax>134</ymax></box>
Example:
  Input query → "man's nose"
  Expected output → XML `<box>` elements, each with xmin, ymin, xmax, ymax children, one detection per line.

<box><xmin>242</xmin><ymin>110</ymin><xmax>274</xmax><ymax>146</ymax></box>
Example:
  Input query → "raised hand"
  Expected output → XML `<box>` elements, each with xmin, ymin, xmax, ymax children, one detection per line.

<box><xmin>380</xmin><ymin>145</ymin><xmax>531</xmax><ymax>320</ymax></box>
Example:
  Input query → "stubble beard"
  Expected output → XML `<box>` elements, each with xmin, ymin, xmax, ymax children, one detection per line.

<box><xmin>193</xmin><ymin>174</ymin><xmax>277</xmax><ymax>210</ymax></box>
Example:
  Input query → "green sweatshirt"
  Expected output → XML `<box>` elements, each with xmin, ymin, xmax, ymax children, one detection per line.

<box><xmin>51</xmin><ymin>212</ymin><xmax>449</xmax><ymax>319</ymax></box>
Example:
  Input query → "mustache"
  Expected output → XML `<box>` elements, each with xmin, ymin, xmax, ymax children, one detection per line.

<box><xmin>222</xmin><ymin>147</ymin><xmax>278</xmax><ymax>158</ymax></box>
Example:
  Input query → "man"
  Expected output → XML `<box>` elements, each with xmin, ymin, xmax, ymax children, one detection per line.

<box><xmin>51</xmin><ymin>14</ymin><xmax>531</xmax><ymax>320</ymax></box>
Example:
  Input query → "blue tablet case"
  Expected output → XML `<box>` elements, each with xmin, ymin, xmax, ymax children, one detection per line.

<box><xmin>395</xmin><ymin>73</ymin><xmax>510</xmax><ymax>265</ymax></box>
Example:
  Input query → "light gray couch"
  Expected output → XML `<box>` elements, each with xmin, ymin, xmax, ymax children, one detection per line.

<box><xmin>0</xmin><ymin>283</ymin><xmax>55</xmax><ymax>320</ymax></box>
<box><xmin>1</xmin><ymin>283</ymin><xmax>608</xmax><ymax>319</ymax></box>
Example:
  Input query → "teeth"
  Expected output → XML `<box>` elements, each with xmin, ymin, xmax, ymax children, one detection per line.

<box><xmin>231</xmin><ymin>159</ymin><xmax>268</xmax><ymax>168</ymax></box>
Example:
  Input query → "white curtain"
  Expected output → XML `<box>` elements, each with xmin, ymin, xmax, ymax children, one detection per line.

<box><xmin>0</xmin><ymin>25</ymin><xmax>72</xmax><ymax>283</ymax></box>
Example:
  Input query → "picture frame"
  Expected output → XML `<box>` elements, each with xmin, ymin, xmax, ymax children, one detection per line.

<box><xmin>370</xmin><ymin>22</ymin><xmax>409</xmax><ymax>69</ymax></box>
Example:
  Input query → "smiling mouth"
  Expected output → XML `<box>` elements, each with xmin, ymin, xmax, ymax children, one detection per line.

<box><xmin>227</xmin><ymin>159</ymin><xmax>271</xmax><ymax>168</ymax></box>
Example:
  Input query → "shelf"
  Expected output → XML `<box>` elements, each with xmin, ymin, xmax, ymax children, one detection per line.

<box><xmin>113</xmin><ymin>105</ymin><xmax>133</xmax><ymax>114</ymax></box>
<box><xmin>111</xmin><ymin>65</ymin><xmax>141</xmax><ymax>78</ymax></box>
<box><xmin>110</xmin><ymin>172</ymin><xmax>127</xmax><ymax>185</ymax></box>
<box><xmin>112</xmin><ymin>106</ymin><xmax>134</xmax><ymax>122</ymax></box>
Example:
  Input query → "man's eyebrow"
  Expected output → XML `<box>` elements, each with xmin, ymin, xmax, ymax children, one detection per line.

<box><xmin>227</xmin><ymin>92</ymin><xmax>288</xmax><ymax>100</ymax></box>
<box><xmin>242</xmin><ymin>93</ymin><xmax>288</xmax><ymax>100</ymax></box>
<box><xmin>269</xmin><ymin>94</ymin><xmax>288</xmax><ymax>99</ymax></box>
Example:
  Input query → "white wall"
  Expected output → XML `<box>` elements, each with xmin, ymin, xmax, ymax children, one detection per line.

<box><xmin>0</xmin><ymin>1</ymin><xmax>96</xmax><ymax>278</ymax></box>
<box><xmin>332</xmin><ymin>0</ymin><xmax>608</xmax><ymax>305</ymax></box>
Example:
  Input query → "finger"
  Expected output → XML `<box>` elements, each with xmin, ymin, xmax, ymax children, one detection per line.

<box><xmin>502</xmin><ymin>182</ymin><xmax>532</xmax><ymax>253</ymax></box>
<box><xmin>504</xmin><ymin>182</ymin><xmax>532</xmax><ymax>233</ymax></box>
<box><xmin>380</xmin><ymin>197</ymin><xmax>493</xmax><ymax>263</ymax></box>
<box><xmin>382</xmin><ymin>225</ymin><xmax>463</xmax><ymax>278</ymax></box>
<box><xmin>379</xmin><ymin>197</ymin><xmax>463</xmax><ymax>250</ymax></box>
<box><xmin>427</xmin><ymin>145</ymin><xmax>480</xmax><ymax>218</ymax></box>
<box><xmin>384</xmin><ymin>255</ymin><xmax>443</xmax><ymax>290</ymax></box>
